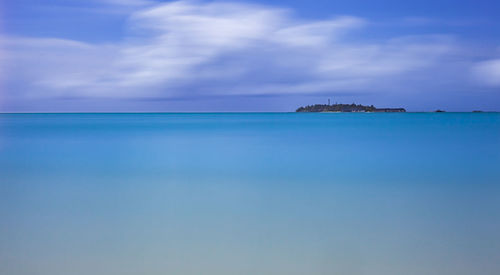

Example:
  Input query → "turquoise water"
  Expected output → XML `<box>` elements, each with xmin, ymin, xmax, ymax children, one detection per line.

<box><xmin>1</xmin><ymin>113</ymin><xmax>499</xmax><ymax>275</ymax></box>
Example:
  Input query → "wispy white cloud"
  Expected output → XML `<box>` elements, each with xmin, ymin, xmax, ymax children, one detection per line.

<box><xmin>472</xmin><ymin>59</ymin><xmax>500</xmax><ymax>86</ymax></box>
<box><xmin>0</xmin><ymin>0</ymin><xmax>487</xmax><ymax>102</ymax></box>
<box><xmin>98</xmin><ymin>0</ymin><xmax>156</xmax><ymax>6</ymax></box>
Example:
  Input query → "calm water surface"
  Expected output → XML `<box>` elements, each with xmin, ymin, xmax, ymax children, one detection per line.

<box><xmin>1</xmin><ymin>113</ymin><xmax>499</xmax><ymax>275</ymax></box>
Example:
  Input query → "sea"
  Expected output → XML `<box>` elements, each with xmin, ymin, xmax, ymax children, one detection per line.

<box><xmin>1</xmin><ymin>113</ymin><xmax>499</xmax><ymax>275</ymax></box>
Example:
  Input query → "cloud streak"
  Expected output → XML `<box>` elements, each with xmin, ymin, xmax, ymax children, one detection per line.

<box><xmin>472</xmin><ymin>59</ymin><xmax>500</xmax><ymax>86</ymax></box>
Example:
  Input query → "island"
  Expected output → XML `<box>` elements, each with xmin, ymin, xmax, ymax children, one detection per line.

<box><xmin>296</xmin><ymin>103</ymin><xmax>406</xmax><ymax>113</ymax></box>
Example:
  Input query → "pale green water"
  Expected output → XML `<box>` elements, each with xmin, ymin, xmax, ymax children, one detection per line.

<box><xmin>1</xmin><ymin>113</ymin><xmax>499</xmax><ymax>275</ymax></box>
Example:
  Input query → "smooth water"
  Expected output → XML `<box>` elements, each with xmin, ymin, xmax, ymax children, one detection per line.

<box><xmin>1</xmin><ymin>113</ymin><xmax>499</xmax><ymax>275</ymax></box>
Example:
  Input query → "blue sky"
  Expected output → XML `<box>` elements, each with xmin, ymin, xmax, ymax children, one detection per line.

<box><xmin>1</xmin><ymin>0</ymin><xmax>500</xmax><ymax>111</ymax></box>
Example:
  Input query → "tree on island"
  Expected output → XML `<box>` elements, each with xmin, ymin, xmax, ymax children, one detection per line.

<box><xmin>296</xmin><ymin>103</ymin><xmax>405</xmax><ymax>113</ymax></box>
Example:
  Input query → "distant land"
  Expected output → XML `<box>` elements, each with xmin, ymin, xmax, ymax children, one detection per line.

<box><xmin>296</xmin><ymin>103</ymin><xmax>406</xmax><ymax>113</ymax></box>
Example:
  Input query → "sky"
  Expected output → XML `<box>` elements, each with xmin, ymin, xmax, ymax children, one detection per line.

<box><xmin>1</xmin><ymin>0</ymin><xmax>500</xmax><ymax>112</ymax></box>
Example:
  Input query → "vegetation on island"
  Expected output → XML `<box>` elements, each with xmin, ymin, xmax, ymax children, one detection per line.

<box><xmin>296</xmin><ymin>103</ymin><xmax>406</xmax><ymax>113</ymax></box>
